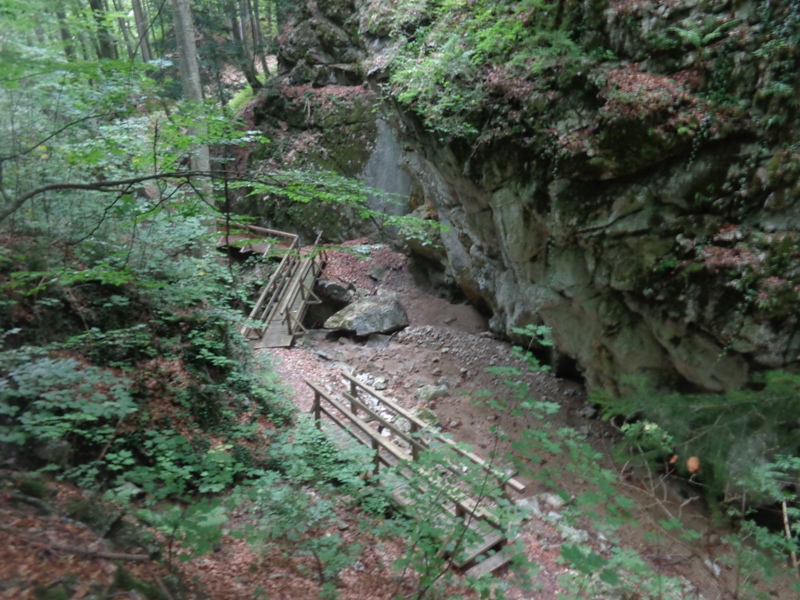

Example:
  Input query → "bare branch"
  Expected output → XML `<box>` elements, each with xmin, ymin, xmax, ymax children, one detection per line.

<box><xmin>0</xmin><ymin>170</ymin><xmax>210</xmax><ymax>224</ymax></box>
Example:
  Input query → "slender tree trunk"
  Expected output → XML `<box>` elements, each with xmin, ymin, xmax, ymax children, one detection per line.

<box><xmin>170</xmin><ymin>0</ymin><xmax>211</xmax><ymax>187</ymax></box>
<box><xmin>155</xmin><ymin>0</ymin><xmax>167</xmax><ymax>56</ymax></box>
<box><xmin>131</xmin><ymin>0</ymin><xmax>153</xmax><ymax>62</ymax></box>
<box><xmin>55</xmin><ymin>3</ymin><xmax>76</xmax><ymax>60</ymax></box>
<box><xmin>33</xmin><ymin>21</ymin><xmax>47</xmax><ymax>45</ymax></box>
<box><xmin>228</xmin><ymin>0</ymin><xmax>262</xmax><ymax>91</ymax></box>
<box><xmin>263</xmin><ymin>0</ymin><xmax>272</xmax><ymax>34</ymax></box>
<box><xmin>88</xmin><ymin>0</ymin><xmax>119</xmax><ymax>59</ymax></box>
<box><xmin>112</xmin><ymin>0</ymin><xmax>136</xmax><ymax>59</ymax></box>
<box><xmin>251</xmin><ymin>0</ymin><xmax>270</xmax><ymax>76</ymax></box>
<box><xmin>70</xmin><ymin>0</ymin><xmax>95</xmax><ymax>60</ymax></box>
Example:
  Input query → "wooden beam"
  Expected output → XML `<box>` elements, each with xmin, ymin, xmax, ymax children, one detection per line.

<box><xmin>305</xmin><ymin>381</ymin><xmax>412</xmax><ymax>464</ymax></box>
<box><xmin>341</xmin><ymin>372</ymin><xmax>526</xmax><ymax>493</ymax></box>
<box><xmin>342</xmin><ymin>392</ymin><xmax>426</xmax><ymax>456</ymax></box>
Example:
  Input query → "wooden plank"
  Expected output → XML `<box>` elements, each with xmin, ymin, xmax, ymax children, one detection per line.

<box><xmin>342</xmin><ymin>372</ymin><xmax>525</xmax><ymax>493</ymax></box>
<box><xmin>453</xmin><ymin>528</ymin><xmax>506</xmax><ymax>569</ymax></box>
<box><xmin>343</xmin><ymin>372</ymin><xmax>428</xmax><ymax>428</ymax></box>
<box><xmin>215</xmin><ymin>219</ymin><xmax>299</xmax><ymax>242</ymax></box>
<box><xmin>305</xmin><ymin>381</ymin><xmax>412</xmax><ymax>464</ymax></box>
<box><xmin>342</xmin><ymin>392</ymin><xmax>426</xmax><ymax>456</ymax></box>
<box><xmin>464</xmin><ymin>546</ymin><xmax>515</xmax><ymax>579</ymax></box>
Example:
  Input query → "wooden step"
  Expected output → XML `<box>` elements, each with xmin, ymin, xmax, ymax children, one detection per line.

<box><xmin>464</xmin><ymin>545</ymin><xmax>515</xmax><ymax>579</ymax></box>
<box><xmin>453</xmin><ymin>527</ymin><xmax>506</xmax><ymax>569</ymax></box>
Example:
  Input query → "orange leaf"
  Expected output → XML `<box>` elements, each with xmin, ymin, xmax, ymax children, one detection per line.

<box><xmin>686</xmin><ymin>456</ymin><xmax>700</xmax><ymax>474</ymax></box>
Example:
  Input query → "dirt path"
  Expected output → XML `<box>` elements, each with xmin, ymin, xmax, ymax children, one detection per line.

<box><xmin>258</xmin><ymin>240</ymin><xmax>795</xmax><ymax>600</ymax></box>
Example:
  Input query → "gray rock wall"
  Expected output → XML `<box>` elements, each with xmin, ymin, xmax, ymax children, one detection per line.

<box><xmin>270</xmin><ymin>0</ymin><xmax>800</xmax><ymax>392</ymax></box>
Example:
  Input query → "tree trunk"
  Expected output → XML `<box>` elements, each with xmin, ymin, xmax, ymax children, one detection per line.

<box><xmin>251</xmin><ymin>0</ymin><xmax>270</xmax><ymax>76</ymax></box>
<box><xmin>131</xmin><ymin>0</ymin><xmax>153</xmax><ymax>62</ymax></box>
<box><xmin>228</xmin><ymin>0</ymin><xmax>262</xmax><ymax>91</ymax></box>
<box><xmin>170</xmin><ymin>0</ymin><xmax>211</xmax><ymax>184</ymax></box>
<box><xmin>112</xmin><ymin>0</ymin><xmax>136</xmax><ymax>60</ymax></box>
<box><xmin>55</xmin><ymin>2</ymin><xmax>75</xmax><ymax>61</ymax></box>
<box><xmin>88</xmin><ymin>0</ymin><xmax>118</xmax><ymax>59</ymax></box>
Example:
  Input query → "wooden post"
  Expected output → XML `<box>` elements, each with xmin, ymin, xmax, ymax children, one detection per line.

<box><xmin>313</xmin><ymin>390</ymin><xmax>321</xmax><ymax>429</ymax></box>
<box><xmin>285</xmin><ymin>307</ymin><xmax>292</xmax><ymax>335</ymax></box>
<box><xmin>371</xmin><ymin>438</ymin><xmax>380</xmax><ymax>475</ymax></box>
<box><xmin>410</xmin><ymin>422</ymin><xmax>420</xmax><ymax>461</ymax></box>
<box><xmin>350</xmin><ymin>379</ymin><xmax>357</xmax><ymax>398</ymax></box>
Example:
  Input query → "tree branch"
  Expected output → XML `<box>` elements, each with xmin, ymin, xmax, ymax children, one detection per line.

<box><xmin>0</xmin><ymin>170</ymin><xmax>213</xmax><ymax>224</ymax></box>
<box><xmin>0</xmin><ymin>524</ymin><xmax>151</xmax><ymax>562</ymax></box>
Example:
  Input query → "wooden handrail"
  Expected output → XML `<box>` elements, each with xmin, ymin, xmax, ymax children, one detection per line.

<box><xmin>241</xmin><ymin>236</ymin><xmax>299</xmax><ymax>336</ymax></box>
<box><xmin>215</xmin><ymin>218</ymin><xmax>299</xmax><ymax>242</ymax></box>
<box><xmin>342</xmin><ymin>392</ymin><xmax>427</xmax><ymax>458</ymax></box>
<box><xmin>307</xmin><ymin>380</ymin><xmax>412</xmax><ymax>468</ymax></box>
<box><xmin>341</xmin><ymin>372</ymin><xmax>526</xmax><ymax>494</ymax></box>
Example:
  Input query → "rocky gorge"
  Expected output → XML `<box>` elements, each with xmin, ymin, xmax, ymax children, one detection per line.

<box><xmin>244</xmin><ymin>0</ymin><xmax>800</xmax><ymax>395</ymax></box>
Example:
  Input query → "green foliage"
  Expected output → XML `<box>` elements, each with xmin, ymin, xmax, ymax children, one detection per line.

<box><xmin>0</xmin><ymin>348</ymin><xmax>137</xmax><ymax>448</ymax></box>
<box><xmin>268</xmin><ymin>415</ymin><xmax>374</xmax><ymax>485</ymax></box>
<box><xmin>137</xmin><ymin>499</ymin><xmax>228</xmax><ymax>568</ymax></box>
<box><xmin>387</xmin><ymin>0</ymin><xmax>593</xmax><ymax>139</ymax></box>
<box><xmin>594</xmin><ymin>371</ymin><xmax>800</xmax><ymax>504</ymax></box>
<box><xmin>235</xmin><ymin>470</ymin><xmax>365</xmax><ymax>593</ymax></box>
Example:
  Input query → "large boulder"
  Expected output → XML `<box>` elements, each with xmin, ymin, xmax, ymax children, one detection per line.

<box><xmin>324</xmin><ymin>293</ymin><xmax>409</xmax><ymax>336</ymax></box>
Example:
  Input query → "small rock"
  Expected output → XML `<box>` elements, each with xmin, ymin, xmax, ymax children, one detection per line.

<box><xmin>517</xmin><ymin>497</ymin><xmax>542</xmax><ymax>518</ymax></box>
<box><xmin>412</xmin><ymin>407</ymin><xmax>439</xmax><ymax>427</ymax></box>
<box><xmin>537</xmin><ymin>492</ymin><xmax>569</xmax><ymax>509</ymax></box>
<box><xmin>559</xmin><ymin>524</ymin><xmax>590</xmax><ymax>544</ymax></box>
<box><xmin>315</xmin><ymin>350</ymin><xmax>334</xmax><ymax>361</ymax></box>
<box><xmin>353</xmin><ymin>561</ymin><xmax>365</xmax><ymax>572</ymax></box>
<box><xmin>431</xmin><ymin>368</ymin><xmax>442</xmax><ymax>376</ymax></box>
<box><xmin>337</xmin><ymin>520</ymin><xmax>350</xmax><ymax>531</ymax></box>
<box><xmin>417</xmin><ymin>384</ymin><xmax>448</xmax><ymax>402</ymax></box>
<box><xmin>704</xmin><ymin>559</ymin><xmax>722</xmax><ymax>578</ymax></box>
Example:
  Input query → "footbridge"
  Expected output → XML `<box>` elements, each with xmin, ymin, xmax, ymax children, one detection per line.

<box><xmin>218</xmin><ymin>220</ymin><xmax>326</xmax><ymax>349</ymax></box>
<box><xmin>306</xmin><ymin>372</ymin><xmax>528</xmax><ymax>578</ymax></box>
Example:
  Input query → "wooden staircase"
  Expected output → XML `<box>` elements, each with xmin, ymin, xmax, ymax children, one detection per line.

<box><xmin>306</xmin><ymin>373</ymin><xmax>528</xmax><ymax>577</ymax></box>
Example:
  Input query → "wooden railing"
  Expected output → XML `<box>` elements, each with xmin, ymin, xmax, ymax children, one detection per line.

<box><xmin>306</xmin><ymin>373</ymin><xmax>529</xmax><ymax>574</ymax></box>
<box><xmin>306</xmin><ymin>372</ymin><xmax>526</xmax><ymax>499</ymax></box>
<box><xmin>279</xmin><ymin>231</ymin><xmax>325</xmax><ymax>338</ymax></box>
<box><xmin>342</xmin><ymin>372</ymin><xmax>526</xmax><ymax>496</ymax></box>
<box><xmin>241</xmin><ymin>234</ymin><xmax>299</xmax><ymax>339</ymax></box>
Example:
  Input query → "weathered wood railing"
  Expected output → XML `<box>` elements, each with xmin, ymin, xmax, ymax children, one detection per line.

<box><xmin>222</xmin><ymin>221</ymin><xmax>300</xmax><ymax>340</ymax></box>
<box><xmin>306</xmin><ymin>373</ymin><xmax>528</xmax><ymax>574</ymax></box>
<box><xmin>341</xmin><ymin>372</ymin><xmax>526</xmax><ymax>498</ymax></box>
<box><xmin>307</xmin><ymin>372</ymin><xmax>525</xmax><ymax>498</ymax></box>
<box><xmin>278</xmin><ymin>231</ymin><xmax>325</xmax><ymax>338</ymax></box>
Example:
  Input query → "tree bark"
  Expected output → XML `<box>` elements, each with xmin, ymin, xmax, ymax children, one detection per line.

<box><xmin>169</xmin><ymin>0</ymin><xmax>211</xmax><ymax>188</ymax></box>
<box><xmin>251</xmin><ymin>0</ymin><xmax>270</xmax><ymax>76</ymax></box>
<box><xmin>88</xmin><ymin>0</ymin><xmax>119</xmax><ymax>59</ymax></box>
<box><xmin>228</xmin><ymin>0</ymin><xmax>263</xmax><ymax>91</ymax></box>
<box><xmin>131</xmin><ymin>0</ymin><xmax>153</xmax><ymax>62</ymax></box>
<box><xmin>112</xmin><ymin>0</ymin><xmax>136</xmax><ymax>60</ymax></box>
<box><xmin>55</xmin><ymin>2</ymin><xmax>76</xmax><ymax>61</ymax></box>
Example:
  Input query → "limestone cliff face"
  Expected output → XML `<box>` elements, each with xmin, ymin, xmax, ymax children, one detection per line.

<box><xmin>270</xmin><ymin>0</ymin><xmax>800</xmax><ymax>392</ymax></box>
